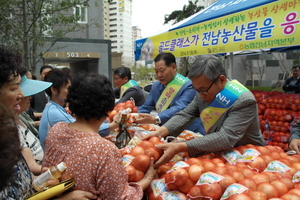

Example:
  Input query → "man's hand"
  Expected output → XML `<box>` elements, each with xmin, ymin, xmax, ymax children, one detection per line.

<box><xmin>153</xmin><ymin>142</ymin><xmax>188</xmax><ymax>168</ymax></box>
<box><xmin>289</xmin><ymin>139</ymin><xmax>300</xmax><ymax>154</ymax></box>
<box><xmin>55</xmin><ymin>190</ymin><xmax>98</xmax><ymax>200</ymax></box>
<box><xmin>142</xmin><ymin>126</ymin><xmax>170</xmax><ymax>140</ymax></box>
<box><xmin>134</xmin><ymin>113</ymin><xmax>156</xmax><ymax>124</ymax></box>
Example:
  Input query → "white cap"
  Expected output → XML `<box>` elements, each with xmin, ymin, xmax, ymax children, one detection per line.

<box><xmin>57</xmin><ymin>162</ymin><xmax>67</xmax><ymax>172</ymax></box>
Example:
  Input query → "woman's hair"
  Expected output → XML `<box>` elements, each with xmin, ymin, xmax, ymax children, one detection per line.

<box><xmin>18</xmin><ymin>66</ymin><xmax>29</xmax><ymax>77</ymax></box>
<box><xmin>0</xmin><ymin>103</ymin><xmax>21</xmax><ymax>191</ymax></box>
<box><xmin>44</xmin><ymin>68</ymin><xmax>71</xmax><ymax>98</ymax></box>
<box><xmin>0</xmin><ymin>46</ymin><xmax>21</xmax><ymax>89</ymax></box>
<box><xmin>114</xmin><ymin>66</ymin><xmax>131</xmax><ymax>80</ymax></box>
<box><xmin>67</xmin><ymin>72</ymin><xmax>115</xmax><ymax>120</ymax></box>
<box><xmin>39</xmin><ymin>65</ymin><xmax>53</xmax><ymax>74</ymax></box>
<box><xmin>189</xmin><ymin>55</ymin><xmax>226</xmax><ymax>81</ymax></box>
<box><xmin>154</xmin><ymin>52</ymin><xmax>176</xmax><ymax>66</ymax></box>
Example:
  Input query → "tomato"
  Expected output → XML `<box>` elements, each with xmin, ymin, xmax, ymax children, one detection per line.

<box><xmin>188</xmin><ymin>164</ymin><xmax>204</xmax><ymax>182</ymax></box>
<box><xmin>131</xmin><ymin>154</ymin><xmax>150</xmax><ymax>172</ymax></box>
<box><xmin>284</xmin><ymin>114</ymin><xmax>293</xmax><ymax>122</ymax></box>
<box><xmin>257</xmin><ymin>183</ymin><xmax>279</xmax><ymax>199</ymax></box>
<box><xmin>130</xmin><ymin>146</ymin><xmax>145</xmax><ymax>157</ymax></box>
<box><xmin>138</xmin><ymin>141</ymin><xmax>154</xmax><ymax>150</ymax></box>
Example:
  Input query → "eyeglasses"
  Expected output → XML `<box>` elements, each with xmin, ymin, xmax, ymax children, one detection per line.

<box><xmin>114</xmin><ymin>77</ymin><xmax>122</xmax><ymax>81</ymax></box>
<box><xmin>194</xmin><ymin>76</ymin><xmax>219</xmax><ymax>95</ymax></box>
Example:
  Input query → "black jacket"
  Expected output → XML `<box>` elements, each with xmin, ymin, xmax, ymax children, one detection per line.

<box><xmin>282</xmin><ymin>77</ymin><xmax>300</xmax><ymax>93</ymax></box>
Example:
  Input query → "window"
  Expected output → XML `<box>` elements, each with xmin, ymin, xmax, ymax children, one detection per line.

<box><xmin>247</xmin><ymin>55</ymin><xmax>260</xmax><ymax>60</ymax></box>
<box><xmin>74</xmin><ymin>4</ymin><xmax>87</xmax><ymax>23</ymax></box>
<box><xmin>266</xmin><ymin>60</ymin><xmax>279</xmax><ymax>67</ymax></box>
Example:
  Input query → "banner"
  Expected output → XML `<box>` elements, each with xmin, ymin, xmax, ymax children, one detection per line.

<box><xmin>135</xmin><ymin>0</ymin><xmax>300</xmax><ymax>61</ymax></box>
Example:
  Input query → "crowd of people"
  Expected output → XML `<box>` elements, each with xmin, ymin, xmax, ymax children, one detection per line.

<box><xmin>1</xmin><ymin>44</ymin><xmax>300</xmax><ymax>199</ymax></box>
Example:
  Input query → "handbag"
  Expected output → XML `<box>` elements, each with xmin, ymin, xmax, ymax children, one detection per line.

<box><xmin>27</xmin><ymin>178</ymin><xmax>75</xmax><ymax>200</ymax></box>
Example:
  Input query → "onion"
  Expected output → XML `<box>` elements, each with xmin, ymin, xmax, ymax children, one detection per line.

<box><xmin>169</xmin><ymin>168</ymin><xmax>189</xmax><ymax>186</ymax></box>
<box><xmin>138</xmin><ymin>141</ymin><xmax>154</xmax><ymax>150</ymax></box>
<box><xmin>251</xmin><ymin>174</ymin><xmax>269</xmax><ymax>185</ymax></box>
<box><xmin>185</xmin><ymin>158</ymin><xmax>202</xmax><ymax>166</ymax></box>
<box><xmin>178</xmin><ymin>178</ymin><xmax>195</xmax><ymax>194</ymax></box>
<box><xmin>219</xmin><ymin>174</ymin><xmax>236</xmax><ymax>192</ymax></box>
<box><xmin>201</xmin><ymin>159</ymin><xmax>216</xmax><ymax>172</ymax></box>
<box><xmin>280</xmin><ymin>177</ymin><xmax>295</xmax><ymax>190</ymax></box>
<box><xmin>144</xmin><ymin>147</ymin><xmax>161</xmax><ymax>161</ymax></box>
<box><xmin>228</xmin><ymin>193</ymin><xmax>251</xmax><ymax>200</ymax></box>
<box><xmin>130</xmin><ymin>146</ymin><xmax>144</xmax><ymax>157</ymax></box>
<box><xmin>248</xmin><ymin>190</ymin><xmax>267</xmax><ymax>200</ymax></box>
<box><xmin>126</xmin><ymin>165</ymin><xmax>136</xmax><ymax>182</ymax></box>
<box><xmin>247</xmin><ymin>156</ymin><xmax>266</xmax><ymax>173</ymax></box>
<box><xmin>131</xmin><ymin>154</ymin><xmax>150</xmax><ymax>172</ymax></box>
<box><xmin>157</xmin><ymin>163</ymin><xmax>172</xmax><ymax>177</ymax></box>
<box><xmin>270</xmin><ymin>180</ymin><xmax>288</xmax><ymax>197</ymax></box>
<box><xmin>188</xmin><ymin>164</ymin><xmax>204</xmax><ymax>182</ymax></box>
<box><xmin>239</xmin><ymin>178</ymin><xmax>257</xmax><ymax>191</ymax></box>
<box><xmin>257</xmin><ymin>183</ymin><xmax>279</xmax><ymax>199</ymax></box>
<box><xmin>132</xmin><ymin>169</ymin><xmax>144</xmax><ymax>181</ymax></box>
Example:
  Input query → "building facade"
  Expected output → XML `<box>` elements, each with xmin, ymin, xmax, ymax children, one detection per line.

<box><xmin>132</xmin><ymin>26</ymin><xmax>142</xmax><ymax>65</ymax></box>
<box><xmin>109</xmin><ymin>0</ymin><xmax>133</xmax><ymax>68</ymax></box>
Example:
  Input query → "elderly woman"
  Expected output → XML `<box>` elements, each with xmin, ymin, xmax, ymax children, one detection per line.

<box><xmin>43</xmin><ymin>72</ymin><xmax>156</xmax><ymax>199</ymax></box>
<box><xmin>0</xmin><ymin>46</ymin><xmax>96</xmax><ymax>200</ymax></box>
<box><xmin>15</xmin><ymin>68</ymin><xmax>52</xmax><ymax>175</ymax></box>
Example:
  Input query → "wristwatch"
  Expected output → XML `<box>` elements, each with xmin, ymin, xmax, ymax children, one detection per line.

<box><xmin>155</xmin><ymin>115</ymin><xmax>161</xmax><ymax>125</ymax></box>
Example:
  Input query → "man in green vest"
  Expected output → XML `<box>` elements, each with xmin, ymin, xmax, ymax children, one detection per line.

<box><xmin>144</xmin><ymin>54</ymin><xmax>265</xmax><ymax>167</ymax></box>
<box><xmin>136</xmin><ymin>52</ymin><xmax>204</xmax><ymax>134</ymax></box>
<box><xmin>114</xmin><ymin>66</ymin><xmax>145</xmax><ymax>106</ymax></box>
